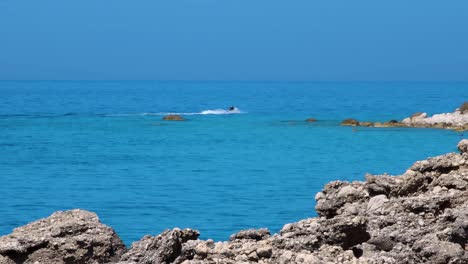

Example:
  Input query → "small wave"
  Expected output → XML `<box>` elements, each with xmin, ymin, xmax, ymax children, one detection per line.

<box><xmin>104</xmin><ymin>108</ymin><xmax>244</xmax><ymax>117</ymax></box>
<box><xmin>0</xmin><ymin>109</ymin><xmax>245</xmax><ymax>119</ymax></box>
<box><xmin>200</xmin><ymin>108</ymin><xmax>242</xmax><ymax>115</ymax></box>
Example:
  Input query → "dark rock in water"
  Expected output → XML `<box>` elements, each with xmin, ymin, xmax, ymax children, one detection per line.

<box><xmin>341</xmin><ymin>118</ymin><xmax>360</xmax><ymax>126</ymax></box>
<box><xmin>163</xmin><ymin>115</ymin><xmax>185</xmax><ymax>121</ymax></box>
<box><xmin>459</xmin><ymin>102</ymin><xmax>468</xmax><ymax>114</ymax></box>
<box><xmin>0</xmin><ymin>209</ymin><xmax>125</xmax><ymax>264</ymax></box>
<box><xmin>305</xmin><ymin>118</ymin><xmax>317</xmax><ymax>122</ymax></box>
<box><xmin>3</xmin><ymin>140</ymin><xmax>468</xmax><ymax>263</ymax></box>
<box><xmin>373</xmin><ymin>120</ymin><xmax>406</xmax><ymax>128</ymax></box>
<box><xmin>359</xmin><ymin>122</ymin><xmax>374</xmax><ymax>127</ymax></box>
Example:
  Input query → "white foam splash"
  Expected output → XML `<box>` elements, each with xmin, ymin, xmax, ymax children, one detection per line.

<box><xmin>200</xmin><ymin>108</ymin><xmax>241</xmax><ymax>115</ymax></box>
<box><xmin>105</xmin><ymin>108</ymin><xmax>244</xmax><ymax>117</ymax></box>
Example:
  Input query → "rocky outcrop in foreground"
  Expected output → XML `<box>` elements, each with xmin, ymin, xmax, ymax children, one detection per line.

<box><xmin>341</xmin><ymin>102</ymin><xmax>468</xmax><ymax>131</ymax></box>
<box><xmin>0</xmin><ymin>210</ymin><xmax>126</xmax><ymax>264</ymax></box>
<box><xmin>2</xmin><ymin>140</ymin><xmax>468</xmax><ymax>263</ymax></box>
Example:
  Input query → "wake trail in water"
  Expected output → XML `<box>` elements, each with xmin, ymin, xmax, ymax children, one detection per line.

<box><xmin>106</xmin><ymin>108</ymin><xmax>245</xmax><ymax>117</ymax></box>
<box><xmin>0</xmin><ymin>109</ymin><xmax>246</xmax><ymax>119</ymax></box>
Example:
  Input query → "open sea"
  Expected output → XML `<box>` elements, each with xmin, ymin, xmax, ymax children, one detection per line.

<box><xmin>0</xmin><ymin>81</ymin><xmax>467</xmax><ymax>244</ymax></box>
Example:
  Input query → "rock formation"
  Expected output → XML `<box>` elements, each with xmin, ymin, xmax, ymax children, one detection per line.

<box><xmin>118</xmin><ymin>229</ymin><xmax>200</xmax><ymax>264</ymax></box>
<box><xmin>163</xmin><ymin>115</ymin><xmax>185</xmax><ymax>121</ymax></box>
<box><xmin>341</xmin><ymin>102</ymin><xmax>468</xmax><ymax>131</ymax></box>
<box><xmin>340</xmin><ymin>119</ymin><xmax>360</xmax><ymax>126</ymax></box>
<box><xmin>0</xmin><ymin>210</ymin><xmax>126</xmax><ymax>264</ymax></box>
<box><xmin>459</xmin><ymin>103</ymin><xmax>468</xmax><ymax>115</ymax></box>
<box><xmin>2</xmin><ymin>140</ymin><xmax>468</xmax><ymax>263</ymax></box>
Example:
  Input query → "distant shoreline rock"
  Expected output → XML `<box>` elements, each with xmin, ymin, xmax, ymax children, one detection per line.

<box><xmin>341</xmin><ymin>102</ymin><xmax>468</xmax><ymax>131</ymax></box>
<box><xmin>1</xmin><ymin>140</ymin><xmax>468</xmax><ymax>263</ymax></box>
<box><xmin>341</xmin><ymin>118</ymin><xmax>360</xmax><ymax>126</ymax></box>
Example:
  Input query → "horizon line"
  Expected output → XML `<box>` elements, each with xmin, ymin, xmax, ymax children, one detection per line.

<box><xmin>1</xmin><ymin>80</ymin><xmax>468</xmax><ymax>83</ymax></box>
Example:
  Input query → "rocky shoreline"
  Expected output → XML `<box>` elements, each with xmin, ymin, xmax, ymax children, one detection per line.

<box><xmin>1</xmin><ymin>140</ymin><xmax>468</xmax><ymax>263</ymax></box>
<box><xmin>341</xmin><ymin>102</ymin><xmax>468</xmax><ymax>131</ymax></box>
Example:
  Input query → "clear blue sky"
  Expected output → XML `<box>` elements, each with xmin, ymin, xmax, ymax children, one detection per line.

<box><xmin>0</xmin><ymin>0</ymin><xmax>467</xmax><ymax>80</ymax></box>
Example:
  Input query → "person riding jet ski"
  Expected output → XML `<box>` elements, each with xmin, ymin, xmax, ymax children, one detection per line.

<box><xmin>228</xmin><ymin>106</ymin><xmax>236</xmax><ymax>111</ymax></box>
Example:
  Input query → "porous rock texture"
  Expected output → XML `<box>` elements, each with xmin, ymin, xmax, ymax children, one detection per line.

<box><xmin>0</xmin><ymin>209</ymin><xmax>126</xmax><ymax>264</ymax></box>
<box><xmin>2</xmin><ymin>140</ymin><xmax>468</xmax><ymax>263</ymax></box>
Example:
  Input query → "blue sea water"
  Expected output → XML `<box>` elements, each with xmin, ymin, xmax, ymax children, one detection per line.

<box><xmin>0</xmin><ymin>81</ymin><xmax>467</xmax><ymax>244</ymax></box>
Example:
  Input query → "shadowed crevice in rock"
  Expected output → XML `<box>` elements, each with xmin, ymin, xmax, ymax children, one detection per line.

<box><xmin>1</xmin><ymin>241</ymin><xmax>49</xmax><ymax>264</ymax></box>
<box><xmin>337</xmin><ymin>223</ymin><xmax>371</xmax><ymax>250</ymax></box>
<box><xmin>352</xmin><ymin>247</ymin><xmax>363</xmax><ymax>258</ymax></box>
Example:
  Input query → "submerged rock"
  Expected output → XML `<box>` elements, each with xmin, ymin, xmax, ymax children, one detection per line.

<box><xmin>2</xmin><ymin>140</ymin><xmax>468</xmax><ymax>263</ymax></box>
<box><xmin>163</xmin><ymin>115</ymin><xmax>185</xmax><ymax>121</ymax></box>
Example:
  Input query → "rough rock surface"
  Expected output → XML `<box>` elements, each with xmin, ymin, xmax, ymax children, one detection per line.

<box><xmin>341</xmin><ymin>102</ymin><xmax>468</xmax><ymax>131</ymax></box>
<box><xmin>2</xmin><ymin>140</ymin><xmax>468</xmax><ymax>263</ymax></box>
<box><xmin>0</xmin><ymin>209</ymin><xmax>126</xmax><ymax>264</ymax></box>
<box><xmin>117</xmin><ymin>229</ymin><xmax>200</xmax><ymax>264</ymax></box>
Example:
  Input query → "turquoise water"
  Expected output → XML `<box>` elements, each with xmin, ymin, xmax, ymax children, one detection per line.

<box><xmin>0</xmin><ymin>81</ymin><xmax>466</xmax><ymax>244</ymax></box>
